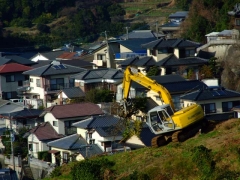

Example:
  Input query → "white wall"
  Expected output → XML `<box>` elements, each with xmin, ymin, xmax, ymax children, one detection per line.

<box><xmin>31</xmin><ymin>54</ymin><xmax>48</xmax><ymax>62</ymax></box>
<box><xmin>28</xmin><ymin>134</ymin><xmax>41</xmax><ymax>158</ymax></box>
<box><xmin>44</xmin><ymin>113</ymin><xmax>65</xmax><ymax>135</ymax></box>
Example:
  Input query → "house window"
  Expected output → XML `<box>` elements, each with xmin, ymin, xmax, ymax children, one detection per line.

<box><xmin>30</xmin><ymin>78</ymin><xmax>33</xmax><ymax>82</ymax></box>
<box><xmin>201</xmin><ymin>103</ymin><xmax>216</xmax><ymax>114</ymax></box>
<box><xmin>53</xmin><ymin>121</ymin><xmax>58</xmax><ymax>127</ymax></box>
<box><xmin>158</xmin><ymin>48</ymin><xmax>168</xmax><ymax>54</ymax></box>
<box><xmin>6</xmin><ymin>92</ymin><xmax>12</xmax><ymax>99</ymax></box>
<box><xmin>97</xmin><ymin>54</ymin><xmax>106</xmax><ymax>61</ymax></box>
<box><xmin>50</xmin><ymin>78</ymin><xmax>64</xmax><ymax>90</ymax></box>
<box><xmin>29</xmin><ymin>144</ymin><xmax>33</xmax><ymax>151</ymax></box>
<box><xmin>89</xmin><ymin>133</ymin><xmax>92</xmax><ymax>139</ymax></box>
<box><xmin>89</xmin><ymin>139</ymin><xmax>95</xmax><ymax>144</ymax></box>
<box><xmin>185</xmin><ymin>49</ymin><xmax>195</xmax><ymax>57</ymax></box>
<box><xmin>18</xmin><ymin>81</ymin><xmax>23</xmax><ymax>86</ymax></box>
<box><xmin>6</xmin><ymin>75</ymin><xmax>15</xmax><ymax>82</ymax></box>
<box><xmin>222</xmin><ymin>101</ymin><xmax>240</xmax><ymax>112</ymax></box>
<box><xmin>36</xmin><ymin>79</ymin><xmax>41</xmax><ymax>87</ymax></box>
<box><xmin>62</xmin><ymin>152</ymin><xmax>69</xmax><ymax>163</ymax></box>
<box><xmin>24</xmin><ymin>75</ymin><xmax>29</xmax><ymax>80</ymax></box>
<box><xmin>236</xmin><ymin>19</ymin><xmax>240</xmax><ymax>26</ymax></box>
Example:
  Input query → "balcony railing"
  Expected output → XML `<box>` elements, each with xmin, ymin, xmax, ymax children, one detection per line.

<box><xmin>45</xmin><ymin>83</ymin><xmax>74</xmax><ymax>91</ymax></box>
<box><xmin>115</xmin><ymin>52</ymin><xmax>147</xmax><ymax>59</ymax></box>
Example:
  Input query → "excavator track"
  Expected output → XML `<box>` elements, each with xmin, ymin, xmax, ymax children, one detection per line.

<box><xmin>151</xmin><ymin>135</ymin><xmax>167</xmax><ymax>147</ymax></box>
<box><xmin>171</xmin><ymin>131</ymin><xmax>185</xmax><ymax>142</ymax></box>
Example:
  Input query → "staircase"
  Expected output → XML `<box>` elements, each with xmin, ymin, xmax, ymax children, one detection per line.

<box><xmin>22</xmin><ymin>161</ymin><xmax>34</xmax><ymax>180</ymax></box>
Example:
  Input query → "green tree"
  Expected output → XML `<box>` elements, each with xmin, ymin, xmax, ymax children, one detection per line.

<box><xmin>85</xmin><ymin>89</ymin><xmax>113</xmax><ymax>103</ymax></box>
<box><xmin>147</xmin><ymin>66</ymin><xmax>160</xmax><ymax>76</ymax></box>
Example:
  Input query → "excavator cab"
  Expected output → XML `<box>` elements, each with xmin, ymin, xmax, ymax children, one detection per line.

<box><xmin>147</xmin><ymin>104</ymin><xmax>175</xmax><ymax>134</ymax></box>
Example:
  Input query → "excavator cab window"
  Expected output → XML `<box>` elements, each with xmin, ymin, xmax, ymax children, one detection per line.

<box><xmin>164</xmin><ymin>105</ymin><xmax>174</xmax><ymax>116</ymax></box>
<box><xmin>149</xmin><ymin>111</ymin><xmax>163</xmax><ymax>132</ymax></box>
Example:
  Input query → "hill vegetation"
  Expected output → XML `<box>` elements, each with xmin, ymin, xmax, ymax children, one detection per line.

<box><xmin>44</xmin><ymin>119</ymin><xmax>240</xmax><ymax>180</ymax></box>
<box><xmin>1</xmin><ymin>0</ymin><xmax>238</xmax><ymax>49</ymax></box>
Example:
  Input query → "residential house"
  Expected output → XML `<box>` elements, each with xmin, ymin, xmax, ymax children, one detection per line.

<box><xmin>197</xmin><ymin>29</ymin><xmax>239</xmax><ymax>61</ymax></box>
<box><xmin>30</xmin><ymin>50</ymin><xmax>65</xmax><ymax>62</ymax></box>
<box><xmin>40</xmin><ymin>103</ymin><xmax>104</xmax><ymax>136</ymax></box>
<box><xmin>21</xmin><ymin>60</ymin><xmax>87</xmax><ymax>107</ymax></box>
<box><xmin>0</xmin><ymin>108</ymin><xmax>43</xmax><ymax>132</ymax></box>
<box><xmin>180</xmin><ymin>86</ymin><xmax>240</xmax><ymax>120</ymax></box>
<box><xmin>160</xmin><ymin>11</ymin><xmax>189</xmax><ymax>37</ymax></box>
<box><xmin>228</xmin><ymin>3</ymin><xmax>240</xmax><ymax>31</ymax></box>
<box><xmin>116</xmin><ymin>74</ymin><xmax>207</xmax><ymax>111</ymax></box>
<box><xmin>72</xmin><ymin>68</ymin><xmax>123</xmax><ymax>93</ymax></box>
<box><xmin>118</xmin><ymin>30</ymin><xmax>163</xmax><ymax>40</ymax></box>
<box><xmin>0</xmin><ymin>55</ymin><xmax>36</xmax><ymax>66</ymax></box>
<box><xmin>115</xmin><ymin>38</ymin><xmax>156</xmax><ymax>66</ymax></box>
<box><xmin>231</xmin><ymin>105</ymin><xmax>240</xmax><ymax>118</ymax></box>
<box><xmin>117</xmin><ymin>38</ymin><xmax>208</xmax><ymax>77</ymax></box>
<box><xmin>47</xmin><ymin>134</ymin><xmax>102</xmax><ymax>165</ymax></box>
<box><xmin>72</xmin><ymin>115</ymin><xmax>126</xmax><ymax>153</ymax></box>
<box><xmin>26</xmin><ymin>122</ymin><xmax>64</xmax><ymax>158</ymax></box>
<box><xmin>57</xmin><ymin>87</ymin><xmax>85</xmax><ymax>105</ymax></box>
<box><xmin>0</xmin><ymin>63</ymin><xmax>32</xmax><ymax>100</ymax></box>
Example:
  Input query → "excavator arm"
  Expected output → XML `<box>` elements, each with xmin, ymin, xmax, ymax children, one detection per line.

<box><xmin>122</xmin><ymin>66</ymin><xmax>175</xmax><ymax>112</ymax></box>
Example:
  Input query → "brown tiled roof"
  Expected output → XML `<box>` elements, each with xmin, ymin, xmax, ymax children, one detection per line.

<box><xmin>44</xmin><ymin>103</ymin><xmax>104</xmax><ymax>119</ymax></box>
<box><xmin>0</xmin><ymin>63</ymin><xmax>32</xmax><ymax>73</ymax></box>
<box><xmin>57</xmin><ymin>52</ymin><xmax>76</xmax><ymax>60</ymax></box>
<box><xmin>30</xmin><ymin>122</ymin><xmax>64</xmax><ymax>141</ymax></box>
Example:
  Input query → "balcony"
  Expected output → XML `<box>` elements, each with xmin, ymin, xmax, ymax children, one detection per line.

<box><xmin>45</xmin><ymin>83</ymin><xmax>74</xmax><ymax>91</ymax></box>
<box><xmin>115</xmin><ymin>52</ymin><xmax>147</xmax><ymax>60</ymax></box>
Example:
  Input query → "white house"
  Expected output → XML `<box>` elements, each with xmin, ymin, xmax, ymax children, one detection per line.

<box><xmin>26</xmin><ymin>122</ymin><xmax>64</xmax><ymax>158</ymax></box>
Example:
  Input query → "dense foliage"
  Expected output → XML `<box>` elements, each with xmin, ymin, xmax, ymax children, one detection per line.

<box><xmin>180</xmin><ymin>0</ymin><xmax>240</xmax><ymax>42</ymax></box>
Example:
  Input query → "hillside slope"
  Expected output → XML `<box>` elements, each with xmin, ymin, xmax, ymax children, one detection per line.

<box><xmin>46</xmin><ymin>118</ymin><xmax>240</xmax><ymax>180</ymax></box>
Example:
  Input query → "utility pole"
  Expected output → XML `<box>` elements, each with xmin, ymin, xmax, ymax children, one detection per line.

<box><xmin>10</xmin><ymin>115</ymin><xmax>15</xmax><ymax>171</ymax></box>
<box><xmin>156</xmin><ymin>21</ymin><xmax>158</xmax><ymax>39</ymax></box>
<box><xmin>104</xmin><ymin>31</ymin><xmax>111</xmax><ymax>68</ymax></box>
<box><xmin>125</xmin><ymin>27</ymin><xmax>129</xmax><ymax>40</ymax></box>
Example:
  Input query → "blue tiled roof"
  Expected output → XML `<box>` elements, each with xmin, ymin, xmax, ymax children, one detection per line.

<box><xmin>71</xmin><ymin>68</ymin><xmax>123</xmax><ymax>80</ymax></box>
<box><xmin>118</xmin><ymin>30</ymin><xmax>157</xmax><ymax>40</ymax></box>
<box><xmin>0</xmin><ymin>109</ymin><xmax>43</xmax><ymax>118</ymax></box>
<box><xmin>181</xmin><ymin>87</ymin><xmax>240</xmax><ymax>101</ymax></box>
<box><xmin>0</xmin><ymin>56</ymin><xmax>36</xmax><ymax>66</ymax></box>
<box><xmin>79</xmin><ymin>144</ymin><xmax>103</xmax><ymax>158</ymax></box>
<box><xmin>169</xmin><ymin>11</ymin><xmax>189</xmax><ymax>19</ymax></box>
<box><xmin>47</xmin><ymin>134</ymin><xmax>87</xmax><ymax>150</ymax></box>
<box><xmin>160</xmin><ymin>21</ymin><xmax>182</xmax><ymax>28</ymax></box>
<box><xmin>72</xmin><ymin>115</ymin><xmax>120</xmax><ymax>128</ymax></box>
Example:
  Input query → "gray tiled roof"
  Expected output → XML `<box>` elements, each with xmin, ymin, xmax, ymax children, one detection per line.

<box><xmin>79</xmin><ymin>144</ymin><xmax>103</xmax><ymax>158</ymax></box>
<box><xmin>95</xmin><ymin>126</ymin><xmax>122</xmax><ymax>137</ymax></box>
<box><xmin>141</xmin><ymin>38</ymin><xmax>201</xmax><ymax>49</ymax></box>
<box><xmin>23</xmin><ymin>62</ymin><xmax>86</xmax><ymax>76</ymax></box>
<box><xmin>32</xmin><ymin>51</ymin><xmax>64</xmax><ymax>60</ymax></box>
<box><xmin>131</xmin><ymin>74</ymin><xmax>186</xmax><ymax>89</ymax></box>
<box><xmin>119</xmin><ymin>30</ymin><xmax>157</xmax><ymax>39</ymax></box>
<box><xmin>30</xmin><ymin>60</ymin><xmax>52</xmax><ymax>68</ymax></box>
<box><xmin>47</xmin><ymin>134</ymin><xmax>87</xmax><ymax>150</ymax></box>
<box><xmin>0</xmin><ymin>56</ymin><xmax>36</xmax><ymax>66</ymax></box>
<box><xmin>72</xmin><ymin>68</ymin><xmax>123</xmax><ymax>80</ymax></box>
<box><xmin>180</xmin><ymin>87</ymin><xmax>240</xmax><ymax>101</ymax></box>
<box><xmin>61</xmin><ymin>87</ymin><xmax>85</xmax><ymax>98</ymax></box>
<box><xmin>169</xmin><ymin>11</ymin><xmax>189</xmax><ymax>19</ymax></box>
<box><xmin>156</xmin><ymin>54</ymin><xmax>208</xmax><ymax>66</ymax></box>
<box><xmin>72</xmin><ymin>115</ymin><xmax>120</xmax><ymax>128</ymax></box>
<box><xmin>0</xmin><ymin>109</ymin><xmax>43</xmax><ymax>119</ymax></box>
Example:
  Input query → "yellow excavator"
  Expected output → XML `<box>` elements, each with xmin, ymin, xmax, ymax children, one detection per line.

<box><xmin>121</xmin><ymin>66</ymin><xmax>206</xmax><ymax>147</ymax></box>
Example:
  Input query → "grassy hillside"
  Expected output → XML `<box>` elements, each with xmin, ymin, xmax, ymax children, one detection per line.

<box><xmin>45</xmin><ymin>119</ymin><xmax>240</xmax><ymax>180</ymax></box>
